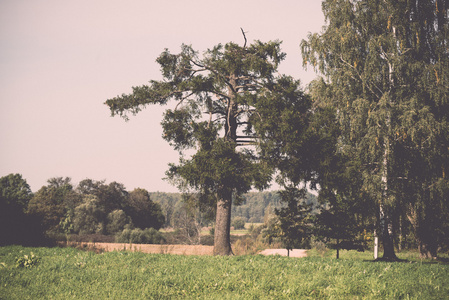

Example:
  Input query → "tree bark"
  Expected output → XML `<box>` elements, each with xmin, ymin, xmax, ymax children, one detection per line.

<box><xmin>213</xmin><ymin>189</ymin><xmax>233</xmax><ymax>255</ymax></box>
<box><xmin>379</xmin><ymin>89</ymin><xmax>397</xmax><ymax>260</ymax></box>
<box><xmin>379</xmin><ymin>204</ymin><xmax>397</xmax><ymax>260</ymax></box>
<box><xmin>212</xmin><ymin>75</ymin><xmax>238</xmax><ymax>256</ymax></box>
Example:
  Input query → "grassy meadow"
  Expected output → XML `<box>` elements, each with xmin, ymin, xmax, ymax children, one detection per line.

<box><xmin>1</xmin><ymin>245</ymin><xmax>448</xmax><ymax>299</ymax></box>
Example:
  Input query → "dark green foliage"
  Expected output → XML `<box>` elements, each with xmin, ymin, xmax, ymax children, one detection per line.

<box><xmin>275</xmin><ymin>188</ymin><xmax>314</xmax><ymax>253</ymax></box>
<box><xmin>251</xmin><ymin>78</ymin><xmax>316</xmax><ymax>185</ymax></box>
<box><xmin>0</xmin><ymin>174</ymin><xmax>46</xmax><ymax>246</ymax></box>
<box><xmin>0</xmin><ymin>174</ymin><xmax>31</xmax><ymax>245</ymax></box>
<box><xmin>77</xmin><ymin>179</ymin><xmax>128</xmax><ymax>215</ymax></box>
<box><xmin>73</xmin><ymin>195</ymin><xmax>105</xmax><ymax>234</ymax></box>
<box><xmin>27</xmin><ymin>177</ymin><xmax>79</xmax><ymax>234</ymax></box>
<box><xmin>315</xmin><ymin>193</ymin><xmax>369</xmax><ymax>258</ymax></box>
<box><xmin>0</xmin><ymin>176</ymin><xmax>167</xmax><ymax>243</ymax></box>
<box><xmin>302</xmin><ymin>0</ymin><xmax>449</xmax><ymax>259</ymax></box>
<box><xmin>0</xmin><ymin>174</ymin><xmax>32</xmax><ymax>210</ymax></box>
<box><xmin>15</xmin><ymin>252</ymin><xmax>40</xmax><ymax>268</ymax></box>
<box><xmin>125</xmin><ymin>188</ymin><xmax>164</xmax><ymax>230</ymax></box>
<box><xmin>70</xmin><ymin>181</ymin><xmax>165</xmax><ymax>235</ymax></box>
<box><xmin>105</xmin><ymin>35</ymin><xmax>312</xmax><ymax>255</ymax></box>
<box><xmin>115</xmin><ymin>228</ymin><xmax>165</xmax><ymax>244</ymax></box>
<box><xmin>106</xmin><ymin>210</ymin><xmax>132</xmax><ymax>234</ymax></box>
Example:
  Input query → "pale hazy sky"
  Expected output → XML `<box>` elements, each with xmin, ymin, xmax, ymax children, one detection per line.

<box><xmin>0</xmin><ymin>0</ymin><xmax>325</xmax><ymax>193</ymax></box>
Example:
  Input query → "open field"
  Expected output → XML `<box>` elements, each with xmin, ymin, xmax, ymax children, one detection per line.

<box><xmin>1</xmin><ymin>245</ymin><xmax>448</xmax><ymax>299</ymax></box>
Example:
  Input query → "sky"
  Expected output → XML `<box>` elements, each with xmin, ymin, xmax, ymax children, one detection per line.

<box><xmin>0</xmin><ymin>0</ymin><xmax>325</xmax><ymax>193</ymax></box>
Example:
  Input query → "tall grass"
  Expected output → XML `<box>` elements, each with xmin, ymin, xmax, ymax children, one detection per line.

<box><xmin>1</xmin><ymin>245</ymin><xmax>448</xmax><ymax>299</ymax></box>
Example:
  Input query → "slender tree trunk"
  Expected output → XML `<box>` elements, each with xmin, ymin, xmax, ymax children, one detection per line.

<box><xmin>336</xmin><ymin>238</ymin><xmax>340</xmax><ymax>259</ymax></box>
<box><xmin>379</xmin><ymin>204</ymin><xmax>396</xmax><ymax>259</ymax></box>
<box><xmin>377</xmin><ymin>32</ymin><xmax>398</xmax><ymax>261</ymax></box>
<box><xmin>380</xmin><ymin>144</ymin><xmax>396</xmax><ymax>259</ymax></box>
<box><xmin>398</xmin><ymin>214</ymin><xmax>403</xmax><ymax>251</ymax></box>
<box><xmin>380</xmin><ymin>123</ymin><xmax>397</xmax><ymax>260</ymax></box>
<box><xmin>214</xmin><ymin>188</ymin><xmax>233</xmax><ymax>255</ymax></box>
<box><xmin>379</xmin><ymin>51</ymin><xmax>397</xmax><ymax>259</ymax></box>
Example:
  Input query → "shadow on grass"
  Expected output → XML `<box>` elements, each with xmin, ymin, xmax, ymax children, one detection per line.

<box><xmin>366</xmin><ymin>256</ymin><xmax>449</xmax><ymax>265</ymax></box>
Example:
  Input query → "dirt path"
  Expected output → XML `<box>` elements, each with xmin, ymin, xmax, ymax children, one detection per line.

<box><xmin>75</xmin><ymin>242</ymin><xmax>307</xmax><ymax>257</ymax></box>
<box><xmin>80</xmin><ymin>242</ymin><xmax>214</xmax><ymax>256</ymax></box>
<box><xmin>259</xmin><ymin>249</ymin><xmax>308</xmax><ymax>258</ymax></box>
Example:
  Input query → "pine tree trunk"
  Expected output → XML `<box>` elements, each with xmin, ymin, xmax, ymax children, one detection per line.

<box><xmin>213</xmin><ymin>189</ymin><xmax>233</xmax><ymax>255</ymax></box>
<box><xmin>212</xmin><ymin>75</ymin><xmax>237</xmax><ymax>256</ymax></box>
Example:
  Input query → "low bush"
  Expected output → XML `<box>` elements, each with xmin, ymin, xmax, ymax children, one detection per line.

<box><xmin>15</xmin><ymin>252</ymin><xmax>40</xmax><ymax>268</ymax></box>
<box><xmin>115</xmin><ymin>228</ymin><xmax>165</xmax><ymax>244</ymax></box>
<box><xmin>66</xmin><ymin>234</ymin><xmax>115</xmax><ymax>243</ymax></box>
<box><xmin>231</xmin><ymin>217</ymin><xmax>246</xmax><ymax>230</ymax></box>
<box><xmin>232</xmin><ymin>237</ymin><xmax>270</xmax><ymax>255</ymax></box>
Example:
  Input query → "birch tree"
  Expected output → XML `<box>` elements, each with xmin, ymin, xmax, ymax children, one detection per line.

<box><xmin>302</xmin><ymin>0</ymin><xmax>449</xmax><ymax>259</ymax></box>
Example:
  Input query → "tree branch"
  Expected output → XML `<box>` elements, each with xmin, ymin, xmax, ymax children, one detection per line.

<box><xmin>174</xmin><ymin>92</ymin><xmax>195</xmax><ymax>110</ymax></box>
<box><xmin>241</xmin><ymin>28</ymin><xmax>247</xmax><ymax>48</ymax></box>
<box><xmin>339</xmin><ymin>55</ymin><xmax>382</xmax><ymax>99</ymax></box>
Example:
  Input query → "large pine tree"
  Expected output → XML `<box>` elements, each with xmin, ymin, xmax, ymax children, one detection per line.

<box><xmin>105</xmin><ymin>33</ymin><xmax>310</xmax><ymax>255</ymax></box>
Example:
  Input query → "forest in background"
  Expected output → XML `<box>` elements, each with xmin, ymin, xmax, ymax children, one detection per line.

<box><xmin>150</xmin><ymin>190</ymin><xmax>318</xmax><ymax>227</ymax></box>
<box><xmin>0</xmin><ymin>168</ymin><xmax>447</xmax><ymax>256</ymax></box>
<box><xmin>1</xmin><ymin>173</ymin><xmax>320</xmax><ymax>249</ymax></box>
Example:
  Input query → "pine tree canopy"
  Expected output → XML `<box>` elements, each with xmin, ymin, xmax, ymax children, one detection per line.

<box><xmin>105</xmin><ymin>34</ymin><xmax>315</xmax><ymax>255</ymax></box>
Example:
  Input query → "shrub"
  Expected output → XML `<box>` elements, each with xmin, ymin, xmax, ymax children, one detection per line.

<box><xmin>248</xmin><ymin>223</ymin><xmax>265</xmax><ymax>239</ymax></box>
<box><xmin>15</xmin><ymin>252</ymin><xmax>40</xmax><ymax>268</ymax></box>
<box><xmin>68</xmin><ymin>233</ymin><xmax>115</xmax><ymax>243</ymax></box>
<box><xmin>115</xmin><ymin>228</ymin><xmax>165</xmax><ymax>244</ymax></box>
<box><xmin>231</xmin><ymin>217</ymin><xmax>246</xmax><ymax>230</ymax></box>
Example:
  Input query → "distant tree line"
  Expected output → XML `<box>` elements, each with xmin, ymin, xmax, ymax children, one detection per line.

<box><xmin>1</xmin><ymin>173</ymin><xmax>320</xmax><ymax>246</ymax></box>
<box><xmin>0</xmin><ymin>174</ymin><xmax>164</xmax><ymax>246</ymax></box>
<box><xmin>2</xmin><ymin>171</ymin><xmax>448</xmax><ymax>257</ymax></box>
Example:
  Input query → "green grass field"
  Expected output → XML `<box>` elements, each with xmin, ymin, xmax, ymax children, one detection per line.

<box><xmin>1</xmin><ymin>245</ymin><xmax>448</xmax><ymax>299</ymax></box>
